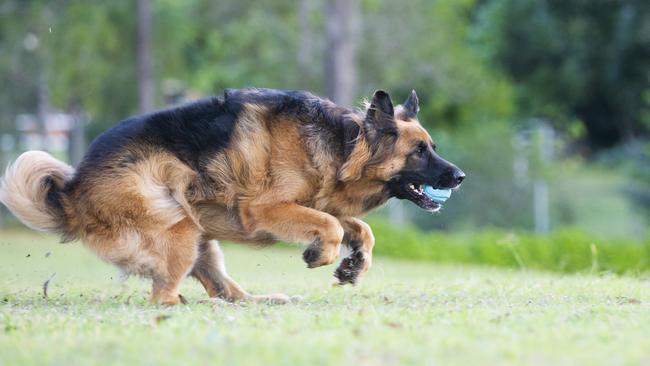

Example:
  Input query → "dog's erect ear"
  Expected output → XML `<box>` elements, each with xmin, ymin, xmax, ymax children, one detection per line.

<box><xmin>341</xmin><ymin>91</ymin><xmax>396</xmax><ymax>181</ymax></box>
<box><xmin>365</xmin><ymin>90</ymin><xmax>397</xmax><ymax>136</ymax></box>
<box><xmin>402</xmin><ymin>89</ymin><xmax>419</xmax><ymax>119</ymax></box>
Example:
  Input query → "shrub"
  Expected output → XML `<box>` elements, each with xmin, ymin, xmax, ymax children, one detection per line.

<box><xmin>368</xmin><ymin>218</ymin><xmax>650</xmax><ymax>274</ymax></box>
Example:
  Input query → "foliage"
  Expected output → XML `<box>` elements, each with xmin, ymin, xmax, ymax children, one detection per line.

<box><xmin>0</xmin><ymin>1</ymin><xmax>50</xmax><ymax>134</ymax></box>
<box><xmin>473</xmin><ymin>0</ymin><xmax>650</xmax><ymax>150</ymax></box>
<box><xmin>50</xmin><ymin>2</ymin><xmax>138</xmax><ymax>130</ymax></box>
<box><xmin>369</xmin><ymin>218</ymin><xmax>650</xmax><ymax>274</ymax></box>
<box><xmin>359</xmin><ymin>0</ymin><xmax>515</xmax><ymax>128</ymax></box>
<box><xmin>153</xmin><ymin>1</ymin><xmax>307</xmax><ymax>95</ymax></box>
<box><xmin>0</xmin><ymin>1</ymin><xmax>138</xmax><ymax>138</ymax></box>
<box><xmin>0</xmin><ymin>0</ymin><xmax>515</xmax><ymax>139</ymax></box>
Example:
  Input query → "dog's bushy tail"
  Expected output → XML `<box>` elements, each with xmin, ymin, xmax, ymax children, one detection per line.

<box><xmin>0</xmin><ymin>151</ymin><xmax>74</xmax><ymax>234</ymax></box>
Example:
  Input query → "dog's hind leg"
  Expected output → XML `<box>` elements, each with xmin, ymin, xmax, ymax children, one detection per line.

<box><xmin>149</xmin><ymin>218</ymin><xmax>202</xmax><ymax>306</ymax></box>
<box><xmin>190</xmin><ymin>239</ymin><xmax>246</xmax><ymax>301</ymax></box>
<box><xmin>334</xmin><ymin>217</ymin><xmax>375</xmax><ymax>285</ymax></box>
<box><xmin>191</xmin><ymin>239</ymin><xmax>290</xmax><ymax>304</ymax></box>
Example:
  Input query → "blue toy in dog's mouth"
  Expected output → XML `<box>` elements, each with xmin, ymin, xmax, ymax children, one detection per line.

<box><xmin>423</xmin><ymin>185</ymin><xmax>452</xmax><ymax>204</ymax></box>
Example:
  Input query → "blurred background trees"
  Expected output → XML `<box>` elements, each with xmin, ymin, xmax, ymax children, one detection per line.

<box><xmin>0</xmin><ymin>0</ymin><xmax>648</xmax><ymax>238</ymax></box>
<box><xmin>474</xmin><ymin>0</ymin><xmax>650</xmax><ymax>150</ymax></box>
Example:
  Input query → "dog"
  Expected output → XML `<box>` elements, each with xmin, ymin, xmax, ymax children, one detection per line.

<box><xmin>0</xmin><ymin>88</ymin><xmax>464</xmax><ymax>305</ymax></box>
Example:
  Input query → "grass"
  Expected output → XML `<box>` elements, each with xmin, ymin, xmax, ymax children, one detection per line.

<box><xmin>1</xmin><ymin>230</ymin><xmax>649</xmax><ymax>366</ymax></box>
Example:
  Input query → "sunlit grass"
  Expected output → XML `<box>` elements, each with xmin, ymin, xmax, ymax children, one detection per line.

<box><xmin>0</xmin><ymin>230</ymin><xmax>649</xmax><ymax>365</ymax></box>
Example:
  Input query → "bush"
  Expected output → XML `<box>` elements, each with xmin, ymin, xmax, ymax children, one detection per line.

<box><xmin>368</xmin><ymin>218</ymin><xmax>650</xmax><ymax>275</ymax></box>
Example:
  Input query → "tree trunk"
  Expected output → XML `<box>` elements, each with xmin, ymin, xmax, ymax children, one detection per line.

<box><xmin>298</xmin><ymin>0</ymin><xmax>317</xmax><ymax>85</ymax></box>
<box><xmin>325</xmin><ymin>0</ymin><xmax>360</xmax><ymax>107</ymax></box>
<box><xmin>137</xmin><ymin>0</ymin><xmax>154</xmax><ymax>113</ymax></box>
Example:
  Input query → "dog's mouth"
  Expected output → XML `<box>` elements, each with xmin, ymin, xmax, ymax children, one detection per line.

<box><xmin>390</xmin><ymin>180</ymin><xmax>452</xmax><ymax>212</ymax></box>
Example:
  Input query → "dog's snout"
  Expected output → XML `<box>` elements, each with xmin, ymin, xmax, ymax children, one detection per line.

<box><xmin>454</xmin><ymin>169</ymin><xmax>465</xmax><ymax>185</ymax></box>
<box><xmin>436</xmin><ymin>166</ymin><xmax>465</xmax><ymax>189</ymax></box>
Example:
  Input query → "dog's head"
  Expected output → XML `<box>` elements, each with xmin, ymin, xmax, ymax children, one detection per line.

<box><xmin>360</xmin><ymin>90</ymin><xmax>465</xmax><ymax>212</ymax></box>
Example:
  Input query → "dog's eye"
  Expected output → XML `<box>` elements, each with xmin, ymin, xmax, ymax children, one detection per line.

<box><xmin>416</xmin><ymin>144</ymin><xmax>427</xmax><ymax>155</ymax></box>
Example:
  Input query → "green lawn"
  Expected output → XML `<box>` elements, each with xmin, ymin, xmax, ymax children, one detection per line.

<box><xmin>0</xmin><ymin>230</ymin><xmax>649</xmax><ymax>366</ymax></box>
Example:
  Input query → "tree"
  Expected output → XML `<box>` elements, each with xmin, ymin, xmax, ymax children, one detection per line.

<box><xmin>137</xmin><ymin>0</ymin><xmax>154</xmax><ymax>113</ymax></box>
<box><xmin>474</xmin><ymin>0</ymin><xmax>650</xmax><ymax>151</ymax></box>
<box><xmin>325</xmin><ymin>0</ymin><xmax>360</xmax><ymax>106</ymax></box>
<box><xmin>0</xmin><ymin>1</ymin><xmax>53</xmax><ymax>146</ymax></box>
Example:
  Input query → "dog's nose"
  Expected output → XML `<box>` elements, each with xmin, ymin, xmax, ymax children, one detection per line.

<box><xmin>454</xmin><ymin>169</ymin><xmax>465</xmax><ymax>185</ymax></box>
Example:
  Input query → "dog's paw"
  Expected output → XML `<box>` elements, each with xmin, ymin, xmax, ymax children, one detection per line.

<box><xmin>156</xmin><ymin>293</ymin><xmax>188</xmax><ymax>306</ymax></box>
<box><xmin>302</xmin><ymin>241</ymin><xmax>323</xmax><ymax>268</ymax></box>
<box><xmin>302</xmin><ymin>239</ymin><xmax>339</xmax><ymax>268</ymax></box>
<box><xmin>334</xmin><ymin>250</ymin><xmax>365</xmax><ymax>285</ymax></box>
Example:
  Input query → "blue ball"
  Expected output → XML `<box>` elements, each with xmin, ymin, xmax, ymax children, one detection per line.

<box><xmin>424</xmin><ymin>186</ymin><xmax>452</xmax><ymax>204</ymax></box>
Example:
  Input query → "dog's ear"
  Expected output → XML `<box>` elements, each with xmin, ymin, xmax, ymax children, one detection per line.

<box><xmin>365</xmin><ymin>90</ymin><xmax>397</xmax><ymax>138</ymax></box>
<box><xmin>401</xmin><ymin>89</ymin><xmax>419</xmax><ymax>119</ymax></box>
<box><xmin>341</xmin><ymin>91</ymin><xmax>396</xmax><ymax>182</ymax></box>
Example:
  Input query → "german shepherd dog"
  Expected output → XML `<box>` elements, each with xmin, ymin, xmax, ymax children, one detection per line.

<box><xmin>0</xmin><ymin>88</ymin><xmax>464</xmax><ymax>305</ymax></box>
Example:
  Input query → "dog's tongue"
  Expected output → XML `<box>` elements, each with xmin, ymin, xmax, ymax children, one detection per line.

<box><xmin>424</xmin><ymin>186</ymin><xmax>452</xmax><ymax>204</ymax></box>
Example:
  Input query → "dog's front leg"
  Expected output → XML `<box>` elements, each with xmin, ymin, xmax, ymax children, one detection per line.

<box><xmin>241</xmin><ymin>203</ymin><xmax>344</xmax><ymax>268</ymax></box>
<box><xmin>334</xmin><ymin>217</ymin><xmax>375</xmax><ymax>285</ymax></box>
